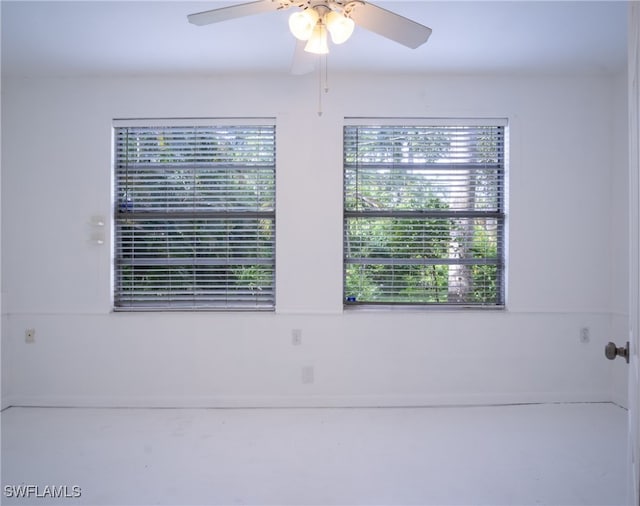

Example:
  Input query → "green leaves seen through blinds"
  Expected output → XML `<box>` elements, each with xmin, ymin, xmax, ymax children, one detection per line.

<box><xmin>114</xmin><ymin>124</ymin><xmax>276</xmax><ymax>311</ymax></box>
<box><xmin>343</xmin><ymin>123</ymin><xmax>506</xmax><ymax>307</ymax></box>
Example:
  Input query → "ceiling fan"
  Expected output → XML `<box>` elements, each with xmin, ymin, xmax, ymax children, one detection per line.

<box><xmin>187</xmin><ymin>0</ymin><xmax>432</xmax><ymax>65</ymax></box>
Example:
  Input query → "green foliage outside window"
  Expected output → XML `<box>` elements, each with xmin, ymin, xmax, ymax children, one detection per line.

<box><xmin>344</xmin><ymin>124</ymin><xmax>505</xmax><ymax>307</ymax></box>
<box><xmin>114</xmin><ymin>124</ymin><xmax>275</xmax><ymax>310</ymax></box>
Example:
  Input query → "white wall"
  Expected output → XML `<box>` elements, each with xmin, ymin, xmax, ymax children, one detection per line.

<box><xmin>0</xmin><ymin>72</ymin><xmax>628</xmax><ymax>408</ymax></box>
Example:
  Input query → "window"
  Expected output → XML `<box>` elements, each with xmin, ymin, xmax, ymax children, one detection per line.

<box><xmin>113</xmin><ymin>120</ymin><xmax>276</xmax><ymax>311</ymax></box>
<box><xmin>343</xmin><ymin>119</ymin><xmax>506</xmax><ymax>307</ymax></box>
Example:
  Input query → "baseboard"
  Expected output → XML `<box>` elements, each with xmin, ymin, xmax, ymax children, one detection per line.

<box><xmin>1</xmin><ymin>395</ymin><xmax>17</xmax><ymax>411</ymax></box>
<box><xmin>611</xmin><ymin>391</ymin><xmax>629</xmax><ymax>409</ymax></box>
<box><xmin>4</xmin><ymin>391</ymin><xmax>614</xmax><ymax>409</ymax></box>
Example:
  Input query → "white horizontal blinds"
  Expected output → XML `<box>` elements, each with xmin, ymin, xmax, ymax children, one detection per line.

<box><xmin>344</xmin><ymin>123</ymin><xmax>506</xmax><ymax>306</ymax></box>
<box><xmin>114</xmin><ymin>123</ymin><xmax>276</xmax><ymax>310</ymax></box>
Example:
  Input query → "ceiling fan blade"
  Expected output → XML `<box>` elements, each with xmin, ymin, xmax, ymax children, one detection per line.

<box><xmin>347</xmin><ymin>2</ymin><xmax>432</xmax><ymax>49</ymax></box>
<box><xmin>188</xmin><ymin>0</ymin><xmax>281</xmax><ymax>26</ymax></box>
<box><xmin>290</xmin><ymin>40</ymin><xmax>316</xmax><ymax>75</ymax></box>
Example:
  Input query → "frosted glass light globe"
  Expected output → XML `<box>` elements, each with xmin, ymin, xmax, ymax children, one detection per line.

<box><xmin>288</xmin><ymin>9</ymin><xmax>319</xmax><ymax>41</ymax></box>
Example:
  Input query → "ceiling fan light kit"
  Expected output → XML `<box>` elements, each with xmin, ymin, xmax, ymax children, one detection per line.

<box><xmin>324</xmin><ymin>10</ymin><xmax>355</xmax><ymax>45</ymax></box>
<box><xmin>289</xmin><ymin>5</ymin><xmax>355</xmax><ymax>54</ymax></box>
<box><xmin>187</xmin><ymin>0</ymin><xmax>432</xmax><ymax>113</ymax></box>
<box><xmin>288</xmin><ymin>8</ymin><xmax>319</xmax><ymax>40</ymax></box>
<box><xmin>187</xmin><ymin>0</ymin><xmax>432</xmax><ymax>54</ymax></box>
<box><xmin>305</xmin><ymin>23</ymin><xmax>330</xmax><ymax>54</ymax></box>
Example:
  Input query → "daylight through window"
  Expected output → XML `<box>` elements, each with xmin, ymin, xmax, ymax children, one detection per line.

<box><xmin>113</xmin><ymin>120</ymin><xmax>276</xmax><ymax>311</ymax></box>
<box><xmin>344</xmin><ymin>119</ymin><xmax>506</xmax><ymax>307</ymax></box>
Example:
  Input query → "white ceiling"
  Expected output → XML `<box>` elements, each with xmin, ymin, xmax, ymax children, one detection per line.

<box><xmin>0</xmin><ymin>0</ymin><xmax>628</xmax><ymax>77</ymax></box>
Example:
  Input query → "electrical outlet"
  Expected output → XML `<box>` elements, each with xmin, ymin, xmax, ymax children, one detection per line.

<box><xmin>580</xmin><ymin>327</ymin><xmax>590</xmax><ymax>343</ymax></box>
<box><xmin>25</xmin><ymin>328</ymin><xmax>35</xmax><ymax>343</ymax></box>
<box><xmin>292</xmin><ymin>329</ymin><xmax>302</xmax><ymax>346</ymax></box>
<box><xmin>302</xmin><ymin>366</ymin><xmax>314</xmax><ymax>384</ymax></box>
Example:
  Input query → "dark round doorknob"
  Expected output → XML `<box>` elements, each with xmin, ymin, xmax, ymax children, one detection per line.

<box><xmin>605</xmin><ymin>341</ymin><xmax>630</xmax><ymax>363</ymax></box>
<box><xmin>605</xmin><ymin>342</ymin><xmax>618</xmax><ymax>360</ymax></box>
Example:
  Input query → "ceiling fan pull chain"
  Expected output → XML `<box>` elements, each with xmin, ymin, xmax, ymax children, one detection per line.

<box><xmin>324</xmin><ymin>54</ymin><xmax>329</xmax><ymax>93</ymax></box>
<box><xmin>317</xmin><ymin>54</ymin><xmax>323</xmax><ymax>116</ymax></box>
<box><xmin>317</xmin><ymin>54</ymin><xmax>329</xmax><ymax>117</ymax></box>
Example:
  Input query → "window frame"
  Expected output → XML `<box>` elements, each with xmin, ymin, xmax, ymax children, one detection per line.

<box><xmin>111</xmin><ymin>118</ymin><xmax>276</xmax><ymax>312</ymax></box>
<box><xmin>343</xmin><ymin>117</ymin><xmax>508</xmax><ymax>310</ymax></box>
